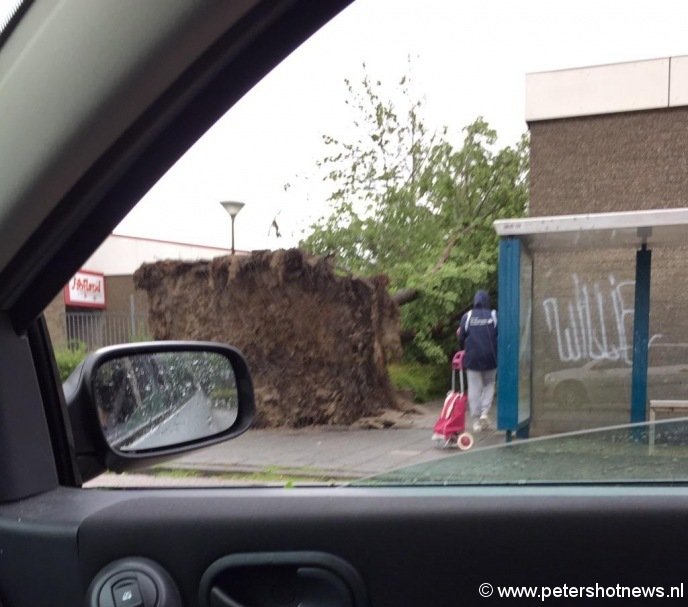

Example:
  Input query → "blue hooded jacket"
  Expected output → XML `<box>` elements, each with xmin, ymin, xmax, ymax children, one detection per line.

<box><xmin>457</xmin><ymin>290</ymin><xmax>497</xmax><ymax>371</ymax></box>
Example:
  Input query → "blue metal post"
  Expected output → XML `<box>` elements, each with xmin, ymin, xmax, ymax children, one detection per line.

<box><xmin>630</xmin><ymin>245</ymin><xmax>652</xmax><ymax>424</ymax></box>
<box><xmin>497</xmin><ymin>237</ymin><xmax>520</xmax><ymax>432</ymax></box>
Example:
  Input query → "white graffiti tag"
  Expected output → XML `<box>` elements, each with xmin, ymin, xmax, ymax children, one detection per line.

<box><xmin>542</xmin><ymin>274</ymin><xmax>655</xmax><ymax>364</ymax></box>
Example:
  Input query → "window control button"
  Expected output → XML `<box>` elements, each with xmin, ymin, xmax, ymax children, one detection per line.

<box><xmin>112</xmin><ymin>579</ymin><xmax>144</xmax><ymax>607</ymax></box>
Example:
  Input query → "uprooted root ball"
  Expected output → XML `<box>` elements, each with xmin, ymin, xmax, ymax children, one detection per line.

<box><xmin>134</xmin><ymin>249</ymin><xmax>402</xmax><ymax>428</ymax></box>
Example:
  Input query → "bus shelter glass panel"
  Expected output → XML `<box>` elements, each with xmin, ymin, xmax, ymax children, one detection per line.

<box><xmin>646</xmin><ymin>246</ymin><xmax>688</xmax><ymax>447</ymax></box>
<box><xmin>531</xmin><ymin>249</ymin><xmax>636</xmax><ymax>435</ymax></box>
<box><xmin>518</xmin><ymin>247</ymin><xmax>533</xmax><ymax>425</ymax></box>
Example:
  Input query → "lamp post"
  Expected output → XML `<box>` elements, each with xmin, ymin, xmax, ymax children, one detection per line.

<box><xmin>220</xmin><ymin>201</ymin><xmax>245</xmax><ymax>255</ymax></box>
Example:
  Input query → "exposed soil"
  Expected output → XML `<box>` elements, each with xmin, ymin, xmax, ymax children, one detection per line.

<box><xmin>134</xmin><ymin>249</ymin><xmax>405</xmax><ymax>428</ymax></box>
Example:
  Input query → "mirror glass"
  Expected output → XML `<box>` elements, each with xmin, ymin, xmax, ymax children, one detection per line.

<box><xmin>93</xmin><ymin>351</ymin><xmax>238</xmax><ymax>451</ymax></box>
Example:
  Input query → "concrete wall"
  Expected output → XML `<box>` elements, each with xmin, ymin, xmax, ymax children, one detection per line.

<box><xmin>526</xmin><ymin>56</ymin><xmax>688</xmax><ymax>122</ymax></box>
<box><xmin>85</xmin><ymin>234</ymin><xmax>231</xmax><ymax>275</ymax></box>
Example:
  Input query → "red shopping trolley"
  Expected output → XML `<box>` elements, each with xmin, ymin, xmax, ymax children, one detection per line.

<box><xmin>431</xmin><ymin>351</ymin><xmax>474</xmax><ymax>450</ymax></box>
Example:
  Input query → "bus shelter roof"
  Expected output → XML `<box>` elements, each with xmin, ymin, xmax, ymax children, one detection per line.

<box><xmin>493</xmin><ymin>208</ymin><xmax>688</xmax><ymax>252</ymax></box>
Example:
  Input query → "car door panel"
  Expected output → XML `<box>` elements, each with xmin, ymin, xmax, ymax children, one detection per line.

<box><xmin>2</xmin><ymin>487</ymin><xmax>688</xmax><ymax>606</ymax></box>
<box><xmin>0</xmin><ymin>316</ymin><xmax>58</xmax><ymax>502</ymax></box>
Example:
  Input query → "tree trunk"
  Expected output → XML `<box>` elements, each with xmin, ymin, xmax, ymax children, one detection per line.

<box><xmin>392</xmin><ymin>288</ymin><xmax>419</xmax><ymax>306</ymax></box>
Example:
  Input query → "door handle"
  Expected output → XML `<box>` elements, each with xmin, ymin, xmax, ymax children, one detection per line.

<box><xmin>208</xmin><ymin>567</ymin><xmax>353</xmax><ymax>607</ymax></box>
<box><xmin>199</xmin><ymin>551</ymin><xmax>368</xmax><ymax>607</ymax></box>
<box><xmin>210</xmin><ymin>586</ymin><xmax>246</xmax><ymax>607</ymax></box>
<box><xmin>296</xmin><ymin>566</ymin><xmax>354</xmax><ymax>606</ymax></box>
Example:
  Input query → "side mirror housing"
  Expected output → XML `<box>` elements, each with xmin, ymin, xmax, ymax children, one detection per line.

<box><xmin>64</xmin><ymin>341</ymin><xmax>254</xmax><ymax>482</ymax></box>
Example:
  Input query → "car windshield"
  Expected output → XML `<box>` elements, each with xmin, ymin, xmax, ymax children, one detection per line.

<box><xmin>43</xmin><ymin>0</ymin><xmax>688</xmax><ymax>488</ymax></box>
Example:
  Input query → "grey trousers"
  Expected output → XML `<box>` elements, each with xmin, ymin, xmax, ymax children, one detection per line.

<box><xmin>466</xmin><ymin>369</ymin><xmax>496</xmax><ymax>418</ymax></box>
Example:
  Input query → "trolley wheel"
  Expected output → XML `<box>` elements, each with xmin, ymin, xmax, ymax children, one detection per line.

<box><xmin>456</xmin><ymin>432</ymin><xmax>474</xmax><ymax>451</ymax></box>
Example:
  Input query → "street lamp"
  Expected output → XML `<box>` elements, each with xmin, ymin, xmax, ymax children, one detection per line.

<box><xmin>220</xmin><ymin>201</ymin><xmax>245</xmax><ymax>255</ymax></box>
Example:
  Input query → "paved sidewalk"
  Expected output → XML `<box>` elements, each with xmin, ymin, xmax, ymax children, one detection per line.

<box><xmin>169</xmin><ymin>402</ymin><xmax>506</xmax><ymax>480</ymax></box>
<box><xmin>88</xmin><ymin>402</ymin><xmax>506</xmax><ymax>487</ymax></box>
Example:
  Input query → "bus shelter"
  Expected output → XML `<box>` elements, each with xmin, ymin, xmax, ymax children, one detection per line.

<box><xmin>493</xmin><ymin>208</ymin><xmax>688</xmax><ymax>440</ymax></box>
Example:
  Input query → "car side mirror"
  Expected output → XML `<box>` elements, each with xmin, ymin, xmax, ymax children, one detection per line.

<box><xmin>64</xmin><ymin>341</ymin><xmax>255</xmax><ymax>482</ymax></box>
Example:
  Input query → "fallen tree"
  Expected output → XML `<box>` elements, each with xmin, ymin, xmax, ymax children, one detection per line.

<box><xmin>300</xmin><ymin>69</ymin><xmax>529</xmax><ymax>363</ymax></box>
<box><xmin>134</xmin><ymin>249</ymin><xmax>403</xmax><ymax>428</ymax></box>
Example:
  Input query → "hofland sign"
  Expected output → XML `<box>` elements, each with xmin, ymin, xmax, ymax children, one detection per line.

<box><xmin>64</xmin><ymin>270</ymin><xmax>106</xmax><ymax>309</ymax></box>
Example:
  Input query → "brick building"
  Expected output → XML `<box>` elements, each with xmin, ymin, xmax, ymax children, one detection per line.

<box><xmin>45</xmin><ymin>234</ymin><xmax>235</xmax><ymax>351</ymax></box>
<box><xmin>524</xmin><ymin>56</ymin><xmax>688</xmax><ymax>433</ymax></box>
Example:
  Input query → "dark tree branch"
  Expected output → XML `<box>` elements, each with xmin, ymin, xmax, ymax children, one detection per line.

<box><xmin>392</xmin><ymin>288</ymin><xmax>420</xmax><ymax>306</ymax></box>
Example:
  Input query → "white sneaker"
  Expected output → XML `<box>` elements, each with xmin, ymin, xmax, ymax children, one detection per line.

<box><xmin>472</xmin><ymin>420</ymin><xmax>482</xmax><ymax>432</ymax></box>
<box><xmin>479</xmin><ymin>413</ymin><xmax>490</xmax><ymax>430</ymax></box>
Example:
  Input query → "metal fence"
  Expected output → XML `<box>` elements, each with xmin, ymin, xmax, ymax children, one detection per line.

<box><xmin>62</xmin><ymin>312</ymin><xmax>150</xmax><ymax>350</ymax></box>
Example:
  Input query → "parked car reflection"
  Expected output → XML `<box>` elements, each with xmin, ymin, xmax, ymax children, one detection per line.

<box><xmin>543</xmin><ymin>343</ymin><xmax>688</xmax><ymax>407</ymax></box>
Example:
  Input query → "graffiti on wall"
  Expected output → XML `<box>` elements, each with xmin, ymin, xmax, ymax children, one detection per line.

<box><xmin>542</xmin><ymin>273</ymin><xmax>658</xmax><ymax>364</ymax></box>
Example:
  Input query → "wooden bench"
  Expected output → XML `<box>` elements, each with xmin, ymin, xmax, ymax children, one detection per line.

<box><xmin>648</xmin><ymin>400</ymin><xmax>688</xmax><ymax>454</ymax></box>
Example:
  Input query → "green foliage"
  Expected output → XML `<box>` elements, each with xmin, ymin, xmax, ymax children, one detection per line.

<box><xmin>301</xmin><ymin>66</ymin><xmax>528</xmax><ymax>362</ymax></box>
<box><xmin>388</xmin><ymin>362</ymin><xmax>449</xmax><ymax>403</ymax></box>
<box><xmin>130</xmin><ymin>331</ymin><xmax>152</xmax><ymax>343</ymax></box>
<box><xmin>54</xmin><ymin>342</ymin><xmax>88</xmax><ymax>382</ymax></box>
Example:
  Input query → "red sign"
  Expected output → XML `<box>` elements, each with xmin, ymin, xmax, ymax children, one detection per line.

<box><xmin>64</xmin><ymin>270</ymin><xmax>106</xmax><ymax>308</ymax></box>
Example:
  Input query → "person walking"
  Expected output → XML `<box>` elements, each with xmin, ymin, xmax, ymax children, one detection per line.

<box><xmin>457</xmin><ymin>290</ymin><xmax>497</xmax><ymax>432</ymax></box>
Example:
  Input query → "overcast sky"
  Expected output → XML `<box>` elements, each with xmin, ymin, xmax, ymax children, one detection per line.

<box><xmin>109</xmin><ymin>0</ymin><xmax>688</xmax><ymax>252</ymax></box>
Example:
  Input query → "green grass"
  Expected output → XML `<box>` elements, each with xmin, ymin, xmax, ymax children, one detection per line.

<box><xmin>54</xmin><ymin>342</ymin><xmax>88</xmax><ymax>381</ymax></box>
<box><xmin>388</xmin><ymin>362</ymin><xmax>449</xmax><ymax>402</ymax></box>
<box><xmin>150</xmin><ymin>465</ymin><xmax>345</xmax><ymax>485</ymax></box>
